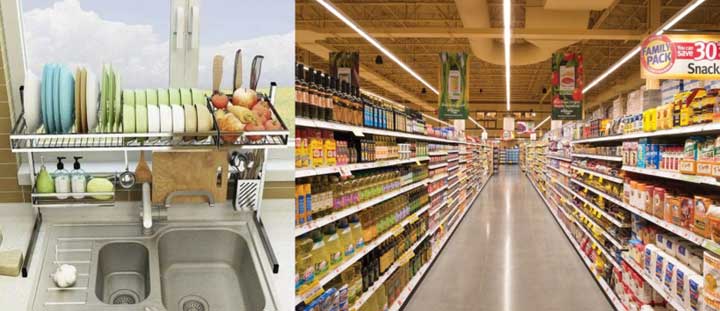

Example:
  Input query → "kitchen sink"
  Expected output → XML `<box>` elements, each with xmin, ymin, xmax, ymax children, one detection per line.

<box><xmin>95</xmin><ymin>242</ymin><xmax>150</xmax><ymax>305</ymax></box>
<box><xmin>157</xmin><ymin>229</ymin><xmax>264</xmax><ymax>311</ymax></box>
<box><xmin>31</xmin><ymin>220</ymin><xmax>278</xmax><ymax>311</ymax></box>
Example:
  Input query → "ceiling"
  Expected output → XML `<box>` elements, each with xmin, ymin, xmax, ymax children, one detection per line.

<box><xmin>296</xmin><ymin>0</ymin><xmax>720</xmax><ymax>133</ymax></box>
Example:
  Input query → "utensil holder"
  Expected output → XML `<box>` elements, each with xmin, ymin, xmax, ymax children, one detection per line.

<box><xmin>233</xmin><ymin>179</ymin><xmax>262</xmax><ymax>212</ymax></box>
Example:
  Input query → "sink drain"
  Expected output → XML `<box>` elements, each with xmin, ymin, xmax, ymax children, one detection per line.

<box><xmin>109</xmin><ymin>289</ymin><xmax>139</xmax><ymax>305</ymax></box>
<box><xmin>179</xmin><ymin>295</ymin><xmax>209</xmax><ymax>311</ymax></box>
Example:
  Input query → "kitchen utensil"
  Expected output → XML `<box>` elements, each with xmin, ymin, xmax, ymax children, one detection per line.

<box><xmin>41</xmin><ymin>65</ymin><xmax>52</xmax><ymax>133</ymax></box>
<box><xmin>51</xmin><ymin>65</ymin><xmax>61</xmax><ymax>133</ymax></box>
<box><xmin>233</xmin><ymin>49</ymin><xmax>242</xmax><ymax>90</ymax></box>
<box><xmin>79</xmin><ymin>68</ymin><xmax>87</xmax><ymax>133</ymax></box>
<box><xmin>122</xmin><ymin>90</ymin><xmax>135</xmax><ymax>133</ymax></box>
<box><xmin>249</xmin><ymin>55</ymin><xmax>264</xmax><ymax>91</ymax></box>
<box><xmin>151</xmin><ymin>151</ymin><xmax>227</xmax><ymax>205</ymax></box>
<box><xmin>58</xmin><ymin>66</ymin><xmax>75</xmax><ymax>133</ymax></box>
<box><xmin>85</xmin><ymin>70</ymin><xmax>98</xmax><ymax>131</ymax></box>
<box><xmin>135</xmin><ymin>90</ymin><xmax>148</xmax><ymax>133</ymax></box>
<box><xmin>212</xmin><ymin>55</ymin><xmax>224</xmax><ymax>93</ymax></box>
<box><xmin>157</xmin><ymin>88</ymin><xmax>172</xmax><ymax>133</ymax></box>
<box><xmin>74</xmin><ymin>68</ymin><xmax>81</xmax><ymax>131</ymax></box>
<box><xmin>146</xmin><ymin>89</ymin><xmax>160</xmax><ymax>133</ymax></box>
<box><xmin>119</xmin><ymin>165</ymin><xmax>136</xmax><ymax>189</ymax></box>
<box><xmin>23</xmin><ymin>70</ymin><xmax>41</xmax><ymax>132</ymax></box>
<box><xmin>134</xmin><ymin>151</ymin><xmax>152</xmax><ymax>184</ymax></box>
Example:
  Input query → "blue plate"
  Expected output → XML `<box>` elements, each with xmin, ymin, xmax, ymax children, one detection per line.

<box><xmin>47</xmin><ymin>64</ymin><xmax>59</xmax><ymax>133</ymax></box>
<box><xmin>58</xmin><ymin>66</ymin><xmax>75</xmax><ymax>133</ymax></box>
<box><xmin>52</xmin><ymin>65</ymin><xmax>62</xmax><ymax>134</ymax></box>
<box><xmin>40</xmin><ymin>64</ymin><xmax>52</xmax><ymax>133</ymax></box>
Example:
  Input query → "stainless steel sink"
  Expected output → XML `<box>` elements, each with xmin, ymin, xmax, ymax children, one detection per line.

<box><xmin>30</xmin><ymin>220</ymin><xmax>278</xmax><ymax>311</ymax></box>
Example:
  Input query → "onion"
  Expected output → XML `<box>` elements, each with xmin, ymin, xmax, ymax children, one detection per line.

<box><xmin>232</xmin><ymin>88</ymin><xmax>257</xmax><ymax>108</ymax></box>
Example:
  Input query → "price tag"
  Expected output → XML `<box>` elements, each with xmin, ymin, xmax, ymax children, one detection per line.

<box><xmin>351</xmin><ymin>129</ymin><xmax>365</xmax><ymax>137</ymax></box>
<box><xmin>339</xmin><ymin>166</ymin><xmax>353</xmax><ymax>178</ymax></box>
<box><xmin>392</xmin><ymin>226</ymin><xmax>405</xmax><ymax>237</ymax></box>
<box><xmin>407</xmin><ymin>214</ymin><xmax>420</xmax><ymax>224</ymax></box>
<box><xmin>303</xmin><ymin>287</ymin><xmax>324</xmax><ymax>305</ymax></box>
<box><xmin>415</xmin><ymin>160</ymin><xmax>422</xmax><ymax>166</ymax></box>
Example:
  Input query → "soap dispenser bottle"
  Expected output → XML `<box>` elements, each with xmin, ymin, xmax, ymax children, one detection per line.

<box><xmin>54</xmin><ymin>157</ymin><xmax>70</xmax><ymax>199</ymax></box>
<box><xmin>36</xmin><ymin>156</ymin><xmax>55</xmax><ymax>194</ymax></box>
<box><xmin>70</xmin><ymin>156</ymin><xmax>86</xmax><ymax>199</ymax></box>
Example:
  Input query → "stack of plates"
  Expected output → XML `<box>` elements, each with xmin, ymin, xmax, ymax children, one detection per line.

<box><xmin>35</xmin><ymin>64</ymin><xmax>98</xmax><ymax>134</ymax></box>
<box><xmin>99</xmin><ymin>65</ymin><xmax>122</xmax><ymax>133</ymax></box>
<box><xmin>122</xmin><ymin>88</ymin><xmax>213</xmax><ymax>135</ymax></box>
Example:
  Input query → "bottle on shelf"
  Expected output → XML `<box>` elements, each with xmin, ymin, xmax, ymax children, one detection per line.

<box><xmin>54</xmin><ymin>157</ymin><xmax>70</xmax><ymax>199</ymax></box>
<box><xmin>70</xmin><ymin>156</ymin><xmax>86</xmax><ymax>199</ymax></box>
<box><xmin>295</xmin><ymin>63</ymin><xmax>309</xmax><ymax>119</ymax></box>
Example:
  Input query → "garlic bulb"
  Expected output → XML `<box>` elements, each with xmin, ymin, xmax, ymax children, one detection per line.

<box><xmin>51</xmin><ymin>264</ymin><xmax>77</xmax><ymax>288</ymax></box>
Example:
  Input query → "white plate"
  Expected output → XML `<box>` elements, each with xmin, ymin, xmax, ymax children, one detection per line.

<box><xmin>85</xmin><ymin>71</ymin><xmax>98</xmax><ymax>132</ymax></box>
<box><xmin>23</xmin><ymin>71</ymin><xmax>41</xmax><ymax>132</ymax></box>
<box><xmin>147</xmin><ymin>104</ymin><xmax>160</xmax><ymax>133</ymax></box>
<box><xmin>159</xmin><ymin>104</ymin><xmax>172</xmax><ymax>133</ymax></box>
<box><xmin>171</xmin><ymin>104</ymin><xmax>185</xmax><ymax>133</ymax></box>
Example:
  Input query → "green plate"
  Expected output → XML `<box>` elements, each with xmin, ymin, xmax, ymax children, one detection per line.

<box><xmin>122</xmin><ymin>90</ymin><xmax>135</xmax><ymax>133</ymax></box>
<box><xmin>135</xmin><ymin>90</ymin><xmax>148</xmax><ymax>133</ymax></box>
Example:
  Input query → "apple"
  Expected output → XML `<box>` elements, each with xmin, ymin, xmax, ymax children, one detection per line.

<box><xmin>253</xmin><ymin>100</ymin><xmax>270</xmax><ymax>110</ymax></box>
<box><xmin>252</xmin><ymin>104</ymin><xmax>271</xmax><ymax>121</ymax></box>
<box><xmin>245</xmin><ymin>122</ymin><xmax>266</xmax><ymax>141</ymax></box>
<box><xmin>232</xmin><ymin>88</ymin><xmax>257</xmax><ymax>108</ymax></box>
<box><xmin>264</xmin><ymin>119</ymin><xmax>282</xmax><ymax>130</ymax></box>
<box><xmin>211</xmin><ymin>93</ymin><xmax>229</xmax><ymax>109</ymax></box>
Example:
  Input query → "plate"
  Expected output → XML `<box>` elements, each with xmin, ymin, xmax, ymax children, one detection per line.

<box><xmin>146</xmin><ymin>89</ymin><xmax>159</xmax><ymax>133</ymax></box>
<box><xmin>23</xmin><ymin>70</ymin><xmax>41</xmax><ymax>132</ymax></box>
<box><xmin>114</xmin><ymin>71</ymin><xmax>122</xmax><ymax>131</ymax></box>
<box><xmin>180</xmin><ymin>88</ymin><xmax>196</xmax><ymax>133</ymax></box>
<box><xmin>86</xmin><ymin>70</ymin><xmax>98</xmax><ymax>131</ymax></box>
<box><xmin>51</xmin><ymin>65</ymin><xmax>61</xmax><ymax>133</ymax></box>
<box><xmin>79</xmin><ymin>68</ymin><xmax>87</xmax><ymax>133</ymax></box>
<box><xmin>135</xmin><ymin>90</ymin><xmax>148</xmax><ymax>133</ymax></box>
<box><xmin>58</xmin><ymin>66</ymin><xmax>75</xmax><ymax>134</ymax></box>
<box><xmin>171</xmin><ymin>104</ymin><xmax>185</xmax><ymax>133</ymax></box>
<box><xmin>40</xmin><ymin>65</ymin><xmax>50</xmax><ymax>133</ymax></box>
<box><xmin>99</xmin><ymin>66</ymin><xmax>108</xmax><ymax>132</ymax></box>
<box><xmin>74</xmin><ymin>68</ymin><xmax>81</xmax><ymax>131</ymax></box>
<box><xmin>157</xmin><ymin>89</ymin><xmax>172</xmax><ymax>133</ymax></box>
<box><xmin>122</xmin><ymin>90</ymin><xmax>135</xmax><ymax>133</ymax></box>
<box><xmin>43</xmin><ymin>64</ymin><xmax>57</xmax><ymax>133</ymax></box>
<box><xmin>107</xmin><ymin>67</ymin><xmax>115</xmax><ymax>132</ymax></box>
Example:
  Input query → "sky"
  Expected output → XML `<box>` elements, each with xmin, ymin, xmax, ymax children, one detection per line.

<box><xmin>21</xmin><ymin>0</ymin><xmax>295</xmax><ymax>88</ymax></box>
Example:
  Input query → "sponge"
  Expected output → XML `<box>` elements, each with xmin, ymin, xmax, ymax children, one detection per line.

<box><xmin>0</xmin><ymin>250</ymin><xmax>23</xmax><ymax>277</ymax></box>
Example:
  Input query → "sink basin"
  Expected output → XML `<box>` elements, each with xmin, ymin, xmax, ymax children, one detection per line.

<box><xmin>95</xmin><ymin>242</ymin><xmax>150</xmax><ymax>305</ymax></box>
<box><xmin>157</xmin><ymin>229</ymin><xmax>264</xmax><ymax>311</ymax></box>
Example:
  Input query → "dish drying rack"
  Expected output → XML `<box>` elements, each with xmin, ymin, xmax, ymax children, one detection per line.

<box><xmin>11</xmin><ymin>83</ymin><xmax>288</xmax><ymax>277</ymax></box>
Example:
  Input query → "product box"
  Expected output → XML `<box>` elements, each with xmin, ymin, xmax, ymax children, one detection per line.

<box><xmin>653</xmin><ymin>188</ymin><xmax>666</xmax><ymax>219</ymax></box>
<box><xmin>664</xmin><ymin>194</ymin><xmax>676</xmax><ymax>223</ymax></box>
<box><xmin>628</xmin><ymin>87</ymin><xmax>645</xmax><ymax>115</ymax></box>
<box><xmin>664</xmin><ymin>258</ymin><xmax>676</xmax><ymax>295</ymax></box>
<box><xmin>704</xmin><ymin>251</ymin><xmax>720</xmax><ymax>301</ymax></box>
<box><xmin>693</xmin><ymin>196</ymin><xmax>712</xmax><ymax>238</ymax></box>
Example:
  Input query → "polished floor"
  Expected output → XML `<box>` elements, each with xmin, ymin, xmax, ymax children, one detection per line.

<box><xmin>404</xmin><ymin>166</ymin><xmax>613</xmax><ymax>311</ymax></box>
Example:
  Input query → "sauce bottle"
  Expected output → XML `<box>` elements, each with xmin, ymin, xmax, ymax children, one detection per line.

<box><xmin>324</xmin><ymin>224</ymin><xmax>343</xmax><ymax>267</ymax></box>
<box><xmin>295</xmin><ymin>64</ymin><xmax>308</xmax><ymax>119</ymax></box>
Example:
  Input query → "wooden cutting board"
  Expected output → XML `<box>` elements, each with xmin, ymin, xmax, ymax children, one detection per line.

<box><xmin>152</xmin><ymin>151</ymin><xmax>228</xmax><ymax>205</ymax></box>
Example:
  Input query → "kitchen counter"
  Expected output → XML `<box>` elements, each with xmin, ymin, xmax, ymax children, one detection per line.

<box><xmin>0</xmin><ymin>200</ymin><xmax>293</xmax><ymax>310</ymax></box>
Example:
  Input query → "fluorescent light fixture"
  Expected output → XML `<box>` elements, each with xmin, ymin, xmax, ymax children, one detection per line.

<box><xmin>656</xmin><ymin>0</ymin><xmax>705</xmax><ymax>35</ymax></box>
<box><xmin>534</xmin><ymin>116</ymin><xmax>551</xmax><ymax>130</ymax></box>
<box><xmin>503</xmin><ymin>0</ymin><xmax>511</xmax><ymax>111</ymax></box>
<box><xmin>315</xmin><ymin>0</ymin><xmax>438</xmax><ymax>94</ymax></box>
<box><xmin>583</xmin><ymin>0</ymin><xmax>705</xmax><ymax>93</ymax></box>
<box><xmin>468</xmin><ymin>116</ymin><xmax>486</xmax><ymax>132</ymax></box>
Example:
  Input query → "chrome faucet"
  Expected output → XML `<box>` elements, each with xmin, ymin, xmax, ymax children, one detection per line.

<box><xmin>141</xmin><ymin>183</ymin><xmax>153</xmax><ymax>235</ymax></box>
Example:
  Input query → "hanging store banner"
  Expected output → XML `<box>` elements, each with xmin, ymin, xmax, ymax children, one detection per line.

<box><xmin>641</xmin><ymin>34</ymin><xmax>720</xmax><ymax>80</ymax></box>
<box><xmin>329</xmin><ymin>52</ymin><xmax>360</xmax><ymax>87</ymax></box>
<box><xmin>515</xmin><ymin>121</ymin><xmax>535</xmax><ymax>134</ymax></box>
<box><xmin>551</xmin><ymin>52</ymin><xmax>584</xmax><ymax>120</ymax></box>
<box><xmin>439</xmin><ymin>52</ymin><xmax>470</xmax><ymax>119</ymax></box>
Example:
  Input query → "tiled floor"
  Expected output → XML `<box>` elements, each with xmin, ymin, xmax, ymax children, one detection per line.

<box><xmin>404</xmin><ymin>166</ymin><xmax>613</xmax><ymax>311</ymax></box>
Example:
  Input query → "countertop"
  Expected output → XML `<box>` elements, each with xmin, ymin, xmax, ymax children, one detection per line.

<box><xmin>0</xmin><ymin>200</ymin><xmax>293</xmax><ymax>310</ymax></box>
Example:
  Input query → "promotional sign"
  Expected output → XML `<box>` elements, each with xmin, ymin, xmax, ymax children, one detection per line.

<box><xmin>551</xmin><ymin>52</ymin><xmax>584</xmax><ymax>120</ymax></box>
<box><xmin>329</xmin><ymin>52</ymin><xmax>360</xmax><ymax>87</ymax></box>
<box><xmin>641</xmin><ymin>34</ymin><xmax>720</xmax><ymax>80</ymax></box>
<box><xmin>515</xmin><ymin>121</ymin><xmax>535</xmax><ymax>134</ymax></box>
<box><xmin>439</xmin><ymin>52</ymin><xmax>469</xmax><ymax>119</ymax></box>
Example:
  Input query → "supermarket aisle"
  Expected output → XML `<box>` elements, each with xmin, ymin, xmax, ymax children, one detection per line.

<box><xmin>404</xmin><ymin>166</ymin><xmax>612</xmax><ymax>311</ymax></box>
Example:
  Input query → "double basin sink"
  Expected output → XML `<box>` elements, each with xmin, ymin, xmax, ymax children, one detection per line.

<box><xmin>31</xmin><ymin>221</ymin><xmax>278</xmax><ymax>311</ymax></box>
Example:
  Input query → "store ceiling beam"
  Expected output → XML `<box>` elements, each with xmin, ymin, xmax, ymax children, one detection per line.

<box><xmin>299</xmin><ymin>26</ymin><xmax>646</xmax><ymax>41</ymax></box>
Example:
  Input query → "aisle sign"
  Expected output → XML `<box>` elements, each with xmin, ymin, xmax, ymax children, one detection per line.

<box><xmin>551</xmin><ymin>52</ymin><xmax>584</xmax><ymax>120</ymax></box>
<box><xmin>439</xmin><ymin>52</ymin><xmax>470</xmax><ymax>119</ymax></box>
<box><xmin>641</xmin><ymin>34</ymin><xmax>720</xmax><ymax>80</ymax></box>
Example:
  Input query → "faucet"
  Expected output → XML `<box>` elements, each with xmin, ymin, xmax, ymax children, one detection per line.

<box><xmin>141</xmin><ymin>183</ymin><xmax>153</xmax><ymax>235</ymax></box>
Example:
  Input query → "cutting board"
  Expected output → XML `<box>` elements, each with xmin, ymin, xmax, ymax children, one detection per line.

<box><xmin>152</xmin><ymin>151</ymin><xmax>228</xmax><ymax>205</ymax></box>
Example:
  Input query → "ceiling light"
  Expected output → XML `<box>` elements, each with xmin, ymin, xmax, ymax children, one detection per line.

<box><xmin>422</xmin><ymin>113</ymin><xmax>450</xmax><ymax>126</ymax></box>
<box><xmin>534</xmin><ymin>116</ymin><xmax>551</xmax><ymax>130</ymax></box>
<box><xmin>503</xmin><ymin>0</ymin><xmax>512</xmax><ymax>111</ymax></box>
<box><xmin>315</xmin><ymin>0</ymin><xmax>438</xmax><ymax>94</ymax></box>
<box><xmin>583</xmin><ymin>0</ymin><xmax>705</xmax><ymax>94</ymax></box>
<box><xmin>375</xmin><ymin>55</ymin><xmax>383</xmax><ymax>65</ymax></box>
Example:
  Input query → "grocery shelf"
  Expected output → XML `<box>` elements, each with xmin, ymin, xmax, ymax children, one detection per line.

<box><xmin>387</xmin><ymin>178</ymin><xmax>488</xmax><ymax>311</ymax></box>
<box><xmin>296</xmin><ymin>117</ymin><xmax>481</xmax><ymax>145</ymax></box>
<box><xmin>621</xmin><ymin>254</ymin><xmax>688</xmax><ymax>311</ymax></box>
<box><xmin>622</xmin><ymin>166</ymin><xmax>720</xmax><ymax>187</ymax></box>
<box><xmin>295</xmin><ymin>156</ymin><xmax>430</xmax><ymax>178</ymax></box>
<box><xmin>428</xmin><ymin>162</ymin><xmax>448</xmax><ymax>170</ymax></box>
<box><xmin>570</xmin><ymin>179</ymin><xmax>624</xmax><ymax>207</ymax></box>
<box><xmin>428</xmin><ymin>151</ymin><xmax>448</xmax><ymax>156</ymax></box>
<box><xmin>447</xmin><ymin>165</ymin><xmax>458</xmax><ymax>172</ymax></box>
<box><xmin>428</xmin><ymin>200</ymin><xmax>448</xmax><ymax>216</ymax></box>
<box><xmin>572</xmin><ymin>154</ymin><xmax>623</xmax><ymax>162</ymax></box>
<box><xmin>552</xmin><ymin>179</ymin><xmax>629</xmax><ymax>228</ymax></box>
<box><xmin>448</xmin><ymin>157</ymin><xmax>458</xmax><ymax>162</ymax></box>
<box><xmin>572</xmin><ymin>123</ymin><xmax>720</xmax><ymax>144</ymax></box>
<box><xmin>447</xmin><ymin>150</ymin><xmax>459</xmax><ymax>154</ymax></box>
<box><xmin>295</xmin><ymin>178</ymin><xmax>428</xmax><ymax>236</ymax></box>
<box><xmin>428</xmin><ymin>173</ymin><xmax>448</xmax><ymax>183</ymax></box>
<box><xmin>547</xmin><ymin>155</ymin><xmax>572</xmax><ymax>162</ymax></box>
<box><xmin>296</xmin><ymin>203</ymin><xmax>431</xmax><ymax>304</ymax></box>
<box><xmin>617</xmin><ymin>198</ymin><xmax>705</xmax><ymax>246</ymax></box>
<box><xmin>571</xmin><ymin>166</ymin><xmax>624</xmax><ymax>184</ymax></box>
<box><xmin>428</xmin><ymin>184</ymin><xmax>448</xmax><ymax>197</ymax></box>
<box><xmin>547</xmin><ymin>165</ymin><xmax>572</xmax><ymax>177</ymax></box>
<box><xmin>527</xmin><ymin>174</ymin><xmax>627</xmax><ymax>310</ymax></box>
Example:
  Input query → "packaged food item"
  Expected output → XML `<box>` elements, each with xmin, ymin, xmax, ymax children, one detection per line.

<box><xmin>664</xmin><ymin>258</ymin><xmax>677</xmax><ymax>294</ymax></box>
<box><xmin>677</xmin><ymin>266</ymin><xmax>688</xmax><ymax>304</ymax></box>
<box><xmin>688</xmin><ymin>246</ymin><xmax>703</xmax><ymax>273</ymax></box>
<box><xmin>689</xmin><ymin>274</ymin><xmax>704</xmax><ymax>310</ymax></box>
<box><xmin>714</xmin><ymin>136</ymin><xmax>720</xmax><ymax>179</ymax></box>
<box><xmin>709</xmin><ymin>204</ymin><xmax>720</xmax><ymax>244</ymax></box>
<box><xmin>653</xmin><ymin>187</ymin><xmax>666</xmax><ymax>219</ymax></box>
<box><xmin>679</xmin><ymin>196</ymin><xmax>695</xmax><ymax>229</ymax></box>
<box><xmin>671</xmin><ymin>196</ymin><xmax>684</xmax><ymax>226</ymax></box>
<box><xmin>655</xmin><ymin>250</ymin><xmax>666</xmax><ymax>283</ymax></box>
<box><xmin>698</xmin><ymin>138</ymin><xmax>715</xmax><ymax>176</ymax></box>
<box><xmin>705</xmin><ymin>250</ymin><xmax>720</xmax><ymax>300</ymax></box>
<box><xmin>694</xmin><ymin>195</ymin><xmax>713</xmax><ymax>238</ymax></box>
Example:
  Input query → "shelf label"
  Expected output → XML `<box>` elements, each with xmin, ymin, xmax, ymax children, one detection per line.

<box><xmin>397</xmin><ymin>250</ymin><xmax>415</xmax><ymax>265</ymax></box>
<box><xmin>351</xmin><ymin>129</ymin><xmax>365</xmax><ymax>137</ymax></box>
<box><xmin>407</xmin><ymin>214</ymin><xmax>420</xmax><ymax>224</ymax></box>
<box><xmin>339</xmin><ymin>167</ymin><xmax>353</xmax><ymax>178</ymax></box>
<box><xmin>392</xmin><ymin>226</ymin><xmax>405</xmax><ymax>237</ymax></box>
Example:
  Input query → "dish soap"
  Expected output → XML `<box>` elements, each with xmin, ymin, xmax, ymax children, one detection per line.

<box><xmin>70</xmin><ymin>157</ymin><xmax>86</xmax><ymax>199</ymax></box>
<box><xmin>54</xmin><ymin>157</ymin><xmax>70</xmax><ymax>199</ymax></box>
<box><xmin>36</xmin><ymin>157</ymin><xmax>55</xmax><ymax>193</ymax></box>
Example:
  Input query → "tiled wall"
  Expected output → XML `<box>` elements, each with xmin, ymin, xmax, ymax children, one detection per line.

<box><xmin>0</xmin><ymin>16</ymin><xmax>25</xmax><ymax>202</ymax></box>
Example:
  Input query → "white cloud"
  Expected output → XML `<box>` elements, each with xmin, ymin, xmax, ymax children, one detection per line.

<box><xmin>23</xmin><ymin>0</ymin><xmax>293</xmax><ymax>89</ymax></box>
